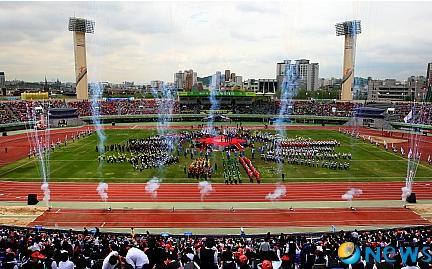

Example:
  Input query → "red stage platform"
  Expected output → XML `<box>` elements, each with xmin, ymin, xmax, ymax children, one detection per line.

<box><xmin>195</xmin><ymin>136</ymin><xmax>246</xmax><ymax>150</ymax></box>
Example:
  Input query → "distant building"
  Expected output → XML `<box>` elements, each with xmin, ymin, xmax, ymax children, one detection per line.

<box><xmin>0</xmin><ymin>72</ymin><xmax>5</xmax><ymax>89</ymax></box>
<box><xmin>43</xmin><ymin>77</ymin><xmax>49</xmax><ymax>91</ymax></box>
<box><xmin>306</xmin><ymin>63</ymin><xmax>319</xmax><ymax>91</ymax></box>
<box><xmin>234</xmin><ymin>76</ymin><xmax>243</xmax><ymax>86</ymax></box>
<box><xmin>319</xmin><ymin>77</ymin><xmax>340</xmax><ymax>88</ymax></box>
<box><xmin>124</xmin><ymin>81</ymin><xmax>134</xmax><ymax>87</ymax></box>
<box><xmin>174</xmin><ymin>69</ymin><xmax>197</xmax><ymax>91</ymax></box>
<box><xmin>427</xmin><ymin>63</ymin><xmax>432</xmax><ymax>101</ymax></box>
<box><xmin>353</xmin><ymin>77</ymin><xmax>369</xmax><ymax>99</ymax></box>
<box><xmin>407</xmin><ymin>76</ymin><xmax>428</xmax><ymax>101</ymax></box>
<box><xmin>366</xmin><ymin>75</ymin><xmax>427</xmax><ymax>101</ymax></box>
<box><xmin>184</xmin><ymin>70</ymin><xmax>194</xmax><ymax>90</ymax></box>
<box><xmin>367</xmin><ymin>79</ymin><xmax>412</xmax><ymax>101</ymax></box>
<box><xmin>258</xmin><ymin>79</ymin><xmax>277</xmax><ymax>95</ymax></box>
<box><xmin>212</xmin><ymin>71</ymin><xmax>222</xmax><ymax>89</ymax></box>
<box><xmin>243</xmin><ymin>78</ymin><xmax>276</xmax><ymax>95</ymax></box>
<box><xmin>224</xmin><ymin>70</ymin><xmax>230</xmax><ymax>82</ymax></box>
<box><xmin>150</xmin><ymin>80</ymin><xmax>164</xmax><ymax>90</ymax></box>
<box><xmin>174</xmin><ymin>71</ymin><xmax>184</xmax><ymax>90</ymax></box>
<box><xmin>0</xmin><ymin>72</ymin><xmax>5</xmax><ymax>96</ymax></box>
<box><xmin>426</xmin><ymin>63</ymin><xmax>432</xmax><ymax>89</ymax></box>
<box><xmin>243</xmin><ymin>79</ymin><xmax>259</xmax><ymax>92</ymax></box>
<box><xmin>276</xmin><ymin>59</ymin><xmax>319</xmax><ymax>91</ymax></box>
<box><xmin>276</xmin><ymin>60</ymin><xmax>289</xmax><ymax>91</ymax></box>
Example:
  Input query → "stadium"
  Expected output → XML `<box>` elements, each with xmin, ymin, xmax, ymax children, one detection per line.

<box><xmin>1</xmin><ymin>2</ymin><xmax>432</xmax><ymax>269</ymax></box>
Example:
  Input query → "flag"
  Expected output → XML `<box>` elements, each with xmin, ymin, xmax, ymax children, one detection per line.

<box><xmin>404</xmin><ymin>110</ymin><xmax>413</xmax><ymax>123</ymax></box>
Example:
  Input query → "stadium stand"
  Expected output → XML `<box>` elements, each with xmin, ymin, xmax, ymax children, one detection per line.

<box><xmin>0</xmin><ymin>99</ymin><xmax>432</xmax><ymax>126</ymax></box>
<box><xmin>0</xmin><ymin>225</ymin><xmax>431</xmax><ymax>269</ymax></box>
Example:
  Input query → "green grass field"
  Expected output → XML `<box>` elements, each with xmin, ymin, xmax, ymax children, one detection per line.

<box><xmin>1</xmin><ymin>129</ymin><xmax>431</xmax><ymax>183</ymax></box>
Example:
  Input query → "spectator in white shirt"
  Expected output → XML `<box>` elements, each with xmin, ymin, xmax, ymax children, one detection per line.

<box><xmin>125</xmin><ymin>247</ymin><xmax>150</xmax><ymax>269</ymax></box>
<box><xmin>102</xmin><ymin>251</ymin><xmax>120</xmax><ymax>269</ymax></box>
<box><xmin>58</xmin><ymin>250</ymin><xmax>74</xmax><ymax>269</ymax></box>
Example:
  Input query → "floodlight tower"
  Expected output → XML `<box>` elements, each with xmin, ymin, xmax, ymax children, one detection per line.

<box><xmin>68</xmin><ymin>17</ymin><xmax>95</xmax><ymax>100</ymax></box>
<box><xmin>336</xmin><ymin>20</ymin><xmax>361</xmax><ymax>101</ymax></box>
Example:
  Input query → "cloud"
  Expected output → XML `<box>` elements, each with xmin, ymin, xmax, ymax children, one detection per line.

<box><xmin>0</xmin><ymin>1</ymin><xmax>431</xmax><ymax>83</ymax></box>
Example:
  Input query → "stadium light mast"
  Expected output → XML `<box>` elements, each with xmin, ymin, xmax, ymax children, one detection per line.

<box><xmin>336</xmin><ymin>20</ymin><xmax>361</xmax><ymax>101</ymax></box>
<box><xmin>68</xmin><ymin>17</ymin><xmax>95</xmax><ymax>100</ymax></box>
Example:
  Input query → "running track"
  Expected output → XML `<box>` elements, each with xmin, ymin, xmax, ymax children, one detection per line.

<box><xmin>1</xmin><ymin>182</ymin><xmax>432</xmax><ymax>202</ymax></box>
<box><xmin>29</xmin><ymin>208</ymin><xmax>430</xmax><ymax>228</ymax></box>
<box><xmin>2</xmin><ymin>125</ymin><xmax>432</xmax><ymax>230</ymax></box>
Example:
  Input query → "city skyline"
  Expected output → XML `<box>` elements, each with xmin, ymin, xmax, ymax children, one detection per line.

<box><xmin>1</xmin><ymin>1</ymin><xmax>432</xmax><ymax>84</ymax></box>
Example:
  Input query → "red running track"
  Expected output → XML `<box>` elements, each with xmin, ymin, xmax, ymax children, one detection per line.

<box><xmin>340</xmin><ymin>127</ymin><xmax>432</xmax><ymax>163</ymax></box>
<box><xmin>29</xmin><ymin>207</ymin><xmax>430</xmax><ymax>228</ymax></box>
<box><xmin>1</xmin><ymin>182</ymin><xmax>432</xmax><ymax>202</ymax></box>
<box><xmin>0</xmin><ymin>126</ymin><xmax>93</xmax><ymax>167</ymax></box>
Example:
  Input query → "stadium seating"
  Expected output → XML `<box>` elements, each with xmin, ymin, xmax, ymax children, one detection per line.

<box><xmin>0</xmin><ymin>225</ymin><xmax>431</xmax><ymax>269</ymax></box>
<box><xmin>1</xmin><ymin>99</ymin><xmax>432</xmax><ymax>126</ymax></box>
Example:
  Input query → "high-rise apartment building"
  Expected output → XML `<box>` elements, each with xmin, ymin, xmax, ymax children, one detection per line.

<box><xmin>276</xmin><ymin>59</ymin><xmax>319</xmax><ymax>91</ymax></box>
<box><xmin>174</xmin><ymin>69</ymin><xmax>197</xmax><ymax>91</ymax></box>
<box><xmin>0</xmin><ymin>72</ymin><xmax>5</xmax><ymax>89</ymax></box>
<box><xmin>224</xmin><ymin>70</ymin><xmax>230</xmax><ymax>82</ymax></box>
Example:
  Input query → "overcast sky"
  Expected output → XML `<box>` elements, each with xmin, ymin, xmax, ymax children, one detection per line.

<box><xmin>1</xmin><ymin>1</ymin><xmax>431</xmax><ymax>84</ymax></box>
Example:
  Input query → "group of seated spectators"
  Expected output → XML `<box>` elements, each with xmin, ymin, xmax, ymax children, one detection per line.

<box><xmin>287</xmin><ymin>101</ymin><xmax>360</xmax><ymax>117</ymax></box>
<box><xmin>2</xmin><ymin>99</ymin><xmax>431</xmax><ymax>125</ymax></box>
<box><xmin>1</xmin><ymin>225</ymin><xmax>432</xmax><ymax>269</ymax></box>
<box><xmin>394</xmin><ymin>103</ymin><xmax>432</xmax><ymax>125</ymax></box>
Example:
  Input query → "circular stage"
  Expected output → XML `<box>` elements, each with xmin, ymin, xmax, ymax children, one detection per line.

<box><xmin>194</xmin><ymin>135</ymin><xmax>246</xmax><ymax>150</ymax></box>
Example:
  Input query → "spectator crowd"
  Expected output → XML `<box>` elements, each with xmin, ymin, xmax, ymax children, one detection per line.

<box><xmin>1</xmin><ymin>99</ymin><xmax>431</xmax><ymax>125</ymax></box>
<box><xmin>0</xmin><ymin>225</ymin><xmax>431</xmax><ymax>269</ymax></box>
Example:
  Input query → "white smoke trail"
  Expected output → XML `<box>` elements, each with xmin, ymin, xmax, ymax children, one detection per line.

<box><xmin>404</xmin><ymin>102</ymin><xmax>421</xmax><ymax>201</ymax></box>
<box><xmin>151</xmin><ymin>83</ymin><xmax>177</xmax><ymax>168</ymax></box>
<box><xmin>275</xmin><ymin>61</ymin><xmax>300</xmax><ymax>174</ymax></box>
<box><xmin>41</xmin><ymin>182</ymin><xmax>50</xmax><ymax>206</ymax></box>
<box><xmin>84</xmin><ymin>9</ymin><xmax>108</xmax><ymax>203</ymax></box>
<box><xmin>341</xmin><ymin>188</ymin><xmax>363</xmax><ymax>201</ymax></box>
<box><xmin>151</xmin><ymin>83</ymin><xmax>176</xmax><ymax>135</ymax></box>
<box><xmin>90</xmin><ymin>83</ymin><xmax>106</xmax><ymax>155</ymax></box>
<box><xmin>96</xmin><ymin>182</ymin><xmax>108</xmax><ymax>202</ymax></box>
<box><xmin>265</xmin><ymin>183</ymin><xmax>287</xmax><ymax>201</ymax></box>
<box><xmin>342</xmin><ymin>188</ymin><xmax>363</xmax><ymax>207</ymax></box>
<box><xmin>207</xmin><ymin>73</ymin><xmax>220</xmax><ymax>135</ymax></box>
<box><xmin>26</xmin><ymin>102</ymin><xmax>51</xmax><ymax>207</ymax></box>
<box><xmin>198</xmin><ymin>181</ymin><xmax>214</xmax><ymax>201</ymax></box>
<box><xmin>401</xmin><ymin>186</ymin><xmax>411</xmax><ymax>202</ymax></box>
<box><xmin>145</xmin><ymin>177</ymin><xmax>161</xmax><ymax>199</ymax></box>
